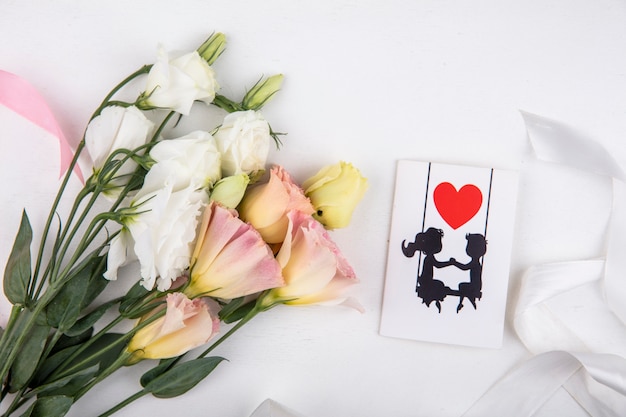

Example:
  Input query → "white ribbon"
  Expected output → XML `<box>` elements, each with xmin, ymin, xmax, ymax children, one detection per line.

<box><xmin>249</xmin><ymin>399</ymin><xmax>306</xmax><ymax>417</ymax></box>
<box><xmin>463</xmin><ymin>111</ymin><xmax>626</xmax><ymax>416</ymax></box>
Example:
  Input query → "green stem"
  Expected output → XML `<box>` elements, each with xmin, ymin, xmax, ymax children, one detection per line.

<box><xmin>1</xmin><ymin>393</ymin><xmax>24</xmax><ymax>417</ymax></box>
<box><xmin>97</xmin><ymin>389</ymin><xmax>148</xmax><ymax>417</ymax></box>
<box><xmin>92</xmin><ymin>65</ymin><xmax>152</xmax><ymax>119</ymax></box>
<box><xmin>212</xmin><ymin>94</ymin><xmax>244</xmax><ymax>113</ymax></box>
<box><xmin>198</xmin><ymin>302</ymin><xmax>269</xmax><ymax>359</ymax></box>
<box><xmin>0</xmin><ymin>305</ymin><xmax>23</xmax><ymax>352</ymax></box>
<box><xmin>30</xmin><ymin>64</ymin><xmax>151</xmax><ymax>297</ymax></box>
<box><xmin>47</xmin><ymin>313</ymin><xmax>125</xmax><ymax>382</ymax></box>
<box><xmin>49</xmin><ymin>193</ymin><xmax>107</xmax><ymax>286</ymax></box>
<box><xmin>73</xmin><ymin>351</ymin><xmax>133</xmax><ymax>402</ymax></box>
<box><xmin>0</xmin><ymin>382</ymin><xmax>9</xmax><ymax>405</ymax></box>
<box><xmin>30</xmin><ymin>140</ymin><xmax>86</xmax><ymax>300</ymax></box>
<box><xmin>0</xmin><ymin>287</ymin><xmax>60</xmax><ymax>387</ymax></box>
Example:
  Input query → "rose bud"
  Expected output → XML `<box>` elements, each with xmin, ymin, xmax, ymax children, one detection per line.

<box><xmin>302</xmin><ymin>161</ymin><xmax>367</xmax><ymax>229</ymax></box>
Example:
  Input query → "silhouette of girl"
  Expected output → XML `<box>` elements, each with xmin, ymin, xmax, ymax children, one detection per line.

<box><xmin>451</xmin><ymin>233</ymin><xmax>487</xmax><ymax>313</ymax></box>
<box><xmin>402</xmin><ymin>227</ymin><xmax>454</xmax><ymax>313</ymax></box>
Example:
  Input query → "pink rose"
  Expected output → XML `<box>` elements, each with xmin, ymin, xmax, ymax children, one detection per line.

<box><xmin>263</xmin><ymin>210</ymin><xmax>361</xmax><ymax>309</ymax></box>
<box><xmin>238</xmin><ymin>165</ymin><xmax>314</xmax><ymax>244</ymax></box>
<box><xmin>127</xmin><ymin>293</ymin><xmax>219</xmax><ymax>363</ymax></box>
<box><xmin>185</xmin><ymin>202</ymin><xmax>284</xmax><ymax>299</ymax></box>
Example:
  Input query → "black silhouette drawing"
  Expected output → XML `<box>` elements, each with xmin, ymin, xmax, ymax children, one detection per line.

<box><xmin>402</xmin><ymin>229</ymin><xmax>487</xmax><ymax>314</ymax></box>
<box><xmin>451</xmin><ymin>233</ymin><xmax>487</xmax><ymax>313</ymax></box>
<box><xmin>401</xmin><ymin>227</ymin><xmax>455</xmax><ymax>313</ymax></box>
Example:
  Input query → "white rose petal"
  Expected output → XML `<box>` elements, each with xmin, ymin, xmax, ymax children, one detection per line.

<box><xmin>85</xmin><ymin>105</ymin><xmax>154</xmax><ymax>186</ymax></box>
<box><xmin>103</xmin><ymin>229</ymin><xmax>133</xmax><ymax>281</ymax></box>
<box><xmin>127</xmin><ymin>179</ymin><xmax>208</xmax><ymax>291</ymax></box>
<box><xmin>214</xmin><ymin>110</ymin><xmax>271</xmax><ymax>176</ymax></box>
<box><xmin>149</xmin><ymin>131</ymin><xmax>221</xmax><ymax>189</ymax></box>
<box><xmin>142</xmin><ymin>45</ymin><xmax>219</xmax><ymax>115</ymax></box>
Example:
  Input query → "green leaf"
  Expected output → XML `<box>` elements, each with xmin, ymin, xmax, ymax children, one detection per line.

<box><xmin>64</xmin><ymin>300</ymin><xmax>116</xmax><ymax>337</ymax></box>
<box><xmin>9</xmin><ymin>323</ymin><xmax>51</xmax><ymax>392</ymax></box>
<box><xmin>50</xmin><ymin>327</ymin><xmax>93</xmax><ymax>354</ymax></box>
<box><xmin>34</xmin><ymin>333</ymin><xmax>126</xmax><ymax>384</ymax></box>
<box><xmin>4</xmin><ymin>210</ymin><xmax>33</xmax><ymax>305</ymax></box>
<box><xmin>31</xmin><ymin>345</ymin><xmax>80</xmax><ymax>386</ymax></box>
<box><xmin>79</xmin><ymin>257</ymin><xmax>109</xmax><ymax>309</ymax></box>
<box><xmin>25</xmin><ymin>365</ymin><xmax>98</xmax><ymax>399</ymax></box>
<box><xmin>219</xmin><ymin>297</ymin><xmax>256</xmax><ymax>324</ymax></box>
<box><xmin>46</xmin><ymin>255</ymin><xmax>108</xmax><ymax>331</ymax></box>
<box><xmin>144</xmin><ymin>357</ymin><xmax>226</xmax><ymax>398</ymax></box>
<box><xmin>20</xmin><ymin>395</ymin><xmax>72</xmax><ymax>417</ymax></box>
<box><xmin>45</xmin><ymin>278</ymin><xmax>88</xmax><ymax>331</ymax></box>
<box><xmin>58</xmin><ymin>333</ymin><xmax>127</xmax><ymax>379</ymax></box>
<box><xmin>139</xmin><ymin>357</ymin><xmax>180</xmax><ymax>387</ymax></box>
<box><xmin>119</xmin><ymin>281</ymin><xmax>149</xmax><ymax>315</ymax></box>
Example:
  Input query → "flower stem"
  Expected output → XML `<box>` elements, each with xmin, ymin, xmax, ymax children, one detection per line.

<box><xmin>30</xmin><ymin>140</ymin><xmax>86</xmax><ymax>301</ymax></box>
<box><xmin>198</xmin><ymin>302</ymin><xmax>268</xmax><ymax>359</ymax></box>
<box><xmin>47</xmin><ymin>312</ymin><xmax>125</xmax><ymax>381</ymax></box>
<box><xmin>30</xmin><ymin>64</ymin><xmax>150</xmax><ymax>299</ymax></box>
<box><xmin>0</xmin><ymin>287</ymin><xmax>59</xmax><ymax>387</ymax></box>
<box><xmin>97</xmin><ymin>389</ymin><xmax>148</xmax><ymax>417</ymax></box>
<box><xmin>73</xmin><ymin>351</ymin><xmax>133</xmax><ymax>401</ymax></box>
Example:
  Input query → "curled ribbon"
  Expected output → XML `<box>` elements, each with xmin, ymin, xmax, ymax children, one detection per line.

<box><xmin>463</xmin><ymin>111</ymin><xmax>626</xmax><ymax>416</ymax></box>
<box><xmin>0</xmin><ymin>70</ymin><xmax>83</xmax><ymax>182</ymax></box>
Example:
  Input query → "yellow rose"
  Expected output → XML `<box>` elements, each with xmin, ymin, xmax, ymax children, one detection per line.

<box><xmin>302</xmin><ymin>162</ymin><xmax>367</xmax><ymax>229</ymax></box>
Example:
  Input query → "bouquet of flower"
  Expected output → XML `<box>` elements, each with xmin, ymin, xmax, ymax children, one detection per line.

<box><xmin>0</xmin><ymin>33</ymin><xmax>367</xmax><ymax>416</ymax></box>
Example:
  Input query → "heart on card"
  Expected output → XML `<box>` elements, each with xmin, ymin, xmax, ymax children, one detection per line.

<box><xmin>433</xmin><ymin>182</ymin><xmax>483</xmax><ymax>229</ymax></box>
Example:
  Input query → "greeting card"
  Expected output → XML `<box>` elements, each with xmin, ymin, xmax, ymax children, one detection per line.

<box><xmin>380</xmin><ymin>160</ymin><xmax>519</xmax><ymax>348</ymax></box>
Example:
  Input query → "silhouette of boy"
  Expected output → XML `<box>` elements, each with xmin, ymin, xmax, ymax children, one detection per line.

<box><xmin>451</xmin><ymin>233</ymin><xmax>487</xmax><ymax>313</ymax></box>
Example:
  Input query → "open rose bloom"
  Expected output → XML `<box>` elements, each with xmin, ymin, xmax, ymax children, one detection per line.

<box><xmin>262</xmin><ymin>210</ymin><xmax>362</xmax><ymax>310</ymax></box>
<box><xmin>138</xmin><ymin>45</ymin><xmax>220</xmax><ymax>115</ymax></box>
<box><xmin>185</xmin><ymin>202</ymin><xmax>284</xmax><ymax>300</ymax></box>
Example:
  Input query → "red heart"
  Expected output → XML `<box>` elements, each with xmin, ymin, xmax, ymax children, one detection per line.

<box><xmin>433</xmin><ymin>182</ymin><xmax>483</xmax><ymax>229</ymax></box>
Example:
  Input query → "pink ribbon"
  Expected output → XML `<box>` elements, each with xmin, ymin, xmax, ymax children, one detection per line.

<box><xmin>0</xmin><ymin>70</ymin><xmax>83</xmax><ymax>182</ymax></box>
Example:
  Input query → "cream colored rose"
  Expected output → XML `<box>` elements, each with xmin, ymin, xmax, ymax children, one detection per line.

<box><xmin>138</xmin><ymin>45</ymin><xmax>219</xmax><ymax>115</ymax></box>
<box><xmin>214</xmin><ymin>110</ymin><xmax>271</xmax><ymax>176</ymax></box>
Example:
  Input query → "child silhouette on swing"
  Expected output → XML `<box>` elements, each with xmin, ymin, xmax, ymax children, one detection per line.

<box><xmin>451</xmin><ymin>233</ymin><xmax>487</xmax><ymax>313</ymax></box>
<box><xmin>402</xmin><ymin>227</ymin><xmax>455</xmax><ymax>313</ymax></box>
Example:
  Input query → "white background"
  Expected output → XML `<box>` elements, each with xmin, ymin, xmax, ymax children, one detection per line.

<box><xmin>2</xmin><ymin>1</ymin><xmax>626</xmax><ymax>416</ymax></box>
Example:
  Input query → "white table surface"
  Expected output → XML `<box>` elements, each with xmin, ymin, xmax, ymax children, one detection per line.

<box><xmin>2</xmin><ymin>1</ymin><xmax>626</xmax><ymax>416</ymax></box>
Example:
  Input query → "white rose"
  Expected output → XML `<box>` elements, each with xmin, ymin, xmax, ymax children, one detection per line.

<box><xmin>106</xmin><ymin>185</ymin><xmax>207</xmax><ymax>291</ymax></box>
<box><xmin>149</xmin><ymin>131</ymin><xmax>221</xmax><ymax>189</ymax></box>
<box><xmin>105</xmin><ymin>159</ymin><xmax>210</xmax><ymax>291</ymax></box>
<box><xmin>132</xmin><ymin>183</ymin><xmax>207</xmax><ymax>291</ymax></box>
<box><xmin>85</xmin><ymin>105</ymin><xmax>154</xmax><ymax>193</ymax></box>
<box><xmin>214</xmin><ymin>110</ymin><xmax>271</xmax><ymax>176</ymax></box>
<box><xmin>139</xmin><ymin>45</ymin><xmax>219</xmax><ymax>115</ymax></box>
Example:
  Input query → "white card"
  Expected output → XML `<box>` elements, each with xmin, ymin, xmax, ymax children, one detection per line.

<box><xmin>380</xmin><ymin>160</ymin><xmax>519</xmax><ymax>348</ymax></box>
